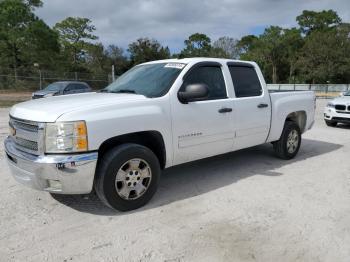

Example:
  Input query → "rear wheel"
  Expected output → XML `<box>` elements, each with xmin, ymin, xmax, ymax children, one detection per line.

<box><xmin>94</xmin><ymin>143</ymin><xmax>161</xmax><ymax>211</ymax></box>
<box><xmin>273</xmin><ymin>121</ymin><xmax>301</xmax><ymax>160</ymax></box>
<box><xmin>325</xmin><ymin>120</ymin><xmax>337</xmax><ymax>127</ymax></box>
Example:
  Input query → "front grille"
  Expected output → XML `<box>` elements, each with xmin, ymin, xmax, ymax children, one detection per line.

<box><xmin>335</xmin><ymin>104</ymin><xmax>346</xmax><ymax>110</ymax></box>
<box><xmin>9</xmin><ymin>116</ymin><xmax>41</xmax><ymax>155</ymax></box>
<box><xmin>11</xmin><ymin>118</ymin><xmax>39</xmax><ymax>132</ymax></box>
<box><xmin>15</xmin><ymin>137</ymin><xmax>38</xmax><ymax>151</ymax></box>
<box><xmin>348</xmin><ymin>106</ymin><xmax>350</xmax><ymax>111</ymax></box>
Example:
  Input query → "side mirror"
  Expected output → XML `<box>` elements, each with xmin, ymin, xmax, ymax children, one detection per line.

<box><xmin>178</xmin><ymin>84</ymin><xmax>209</xmax><ymax>103</ymax></box>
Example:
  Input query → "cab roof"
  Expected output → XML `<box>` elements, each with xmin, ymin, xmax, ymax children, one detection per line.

<box><xmin>142</xmin><ymin>57</ymin><xmax>256</xmax><ymax>66</ymax></box>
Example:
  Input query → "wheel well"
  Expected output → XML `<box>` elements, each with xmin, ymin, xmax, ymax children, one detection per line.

<box><xmin>98</xmin><ymin>131</ymin><xmax>166</xmax><ymax>169</ymax></box>
<box><xmin>285</xmin><ymin>111</ymin><xmax>307</xmax><ymax>132</ymax></box>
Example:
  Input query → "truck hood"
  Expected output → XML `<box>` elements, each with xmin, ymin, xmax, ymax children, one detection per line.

<box><xmin>331</xmin><ymin>96</ymin><xmax>350</xmax><ymax>104</ymax></box>
<box><xmin>10</xmin><ymin>92</ymin><xmax>147</xmax><ymax>122</ymax></box>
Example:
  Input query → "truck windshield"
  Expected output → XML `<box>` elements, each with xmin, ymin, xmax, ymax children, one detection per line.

<box><xmin>344</xmin><ymin>90</ymin><xmax>350</xmax><ymax>96</ymax></box>
<box><xmin>103</xmin><ymin>63</ymin><xmax>185</xmax><ymax>98</ymax></box>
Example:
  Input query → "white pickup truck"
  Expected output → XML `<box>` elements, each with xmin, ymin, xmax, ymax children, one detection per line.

<box><xmin>5</xmin><ymin>58</ymin><xmax>316</xmax><ymax>211</ymax></box>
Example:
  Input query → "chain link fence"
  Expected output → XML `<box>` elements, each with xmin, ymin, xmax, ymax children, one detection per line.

<box><xmin>0</xmin><ymin>69</ymin><xmax>113</xmax><ymax>91</ymax></box>
<box><xmin>0</xmin><ymin>69</ymin><xmax>349</xmax><ymax>98</ymax></box>
<box><xmin>267</xmin><ymin>84</ymin><xmax>350</xmax><ymax>98</ymax></box>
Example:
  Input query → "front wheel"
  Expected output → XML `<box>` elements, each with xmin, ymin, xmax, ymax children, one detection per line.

<box><xmin>94</xmin><ymin>143</ymin><xmax>161</xmax><ymax>211</ymax></box>
<box><xmin>273</xmin><ymin>121</ymin><xmax>301</xmax><ymax>160</ymax></box>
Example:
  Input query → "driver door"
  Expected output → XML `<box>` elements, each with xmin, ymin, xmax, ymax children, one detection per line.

<box><xmin>171</xmin><ymin>63</ymin><xmax>234</xmax><ymax>165</ymax></box>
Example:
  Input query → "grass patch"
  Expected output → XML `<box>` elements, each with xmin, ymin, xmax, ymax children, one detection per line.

<box><xmin>0</xmin><ymin>100</ymin><xmax>25</xmax><ymax>108</ymax></box>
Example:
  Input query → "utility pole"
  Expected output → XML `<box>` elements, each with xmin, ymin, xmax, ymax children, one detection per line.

<box><xmin>112</xmin><ymin>65</ymin><xmax>115</xmax><ymax>82</ymax></box>
<box><xmin>34</xmin><ymin>63</ymin><xmax>42</xmax><ymax>89</ymax></box>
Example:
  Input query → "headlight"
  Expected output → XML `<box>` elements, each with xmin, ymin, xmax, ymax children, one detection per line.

<box><xmin>327</xmin><ymin>102</ymin><xmax>335</xmax><ymax>108</ymax></box>
<box><xmin>45</xmin><ymin>121</ymin><xmax>88</xmax><ymax>153</ymax></box>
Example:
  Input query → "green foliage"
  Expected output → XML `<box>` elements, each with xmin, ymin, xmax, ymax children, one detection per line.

<box><xmin>128</xmin><ymin>38</ymin><xmax>170</xmax><ymax>65</ymax></box>
<box><xmin>298</xmin><ymin>28</ymin><xmax>350</xmax><ymax>83</ymax></box>
<box><xmin>106</xmin><ymin>45</ymin><xmax>129</xmax><ymax>75</ymax></box>
<box><xmin>296</xmin><ymin>10</ymin><xmax>341</xmax><ymax>34</ymax></box>
<box><xmin>179</xmin><ymin>33</ymin><xmax>212</xmax><ymax>57</ymax></box>
<box><xmin>238</xmin><ymin>10</ymin><xmax>350</xmax><ymax>84</ymax></box>
<box><xmin>54</xmin><ymin>17</ymin><xmax>98</xmax><ymax>70</ymax></box>
<box><xmin>0</xmin><ymin>0</ymin><xmax>59</xmax><ymax>72</ymax></box>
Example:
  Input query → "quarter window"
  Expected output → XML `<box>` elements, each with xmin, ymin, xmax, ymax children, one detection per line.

<box><xmin>181</xmin><ymin>66</ymin><xmax>227</xmax><ymax>100</ymax></box>
<box><xmin>228</xmin><ymin>66</ymin><xmax>262</xmax><ymax>97</ymax></box>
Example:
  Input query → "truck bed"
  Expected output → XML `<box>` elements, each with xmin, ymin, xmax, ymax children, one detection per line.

<box><xmin>267</xmin><ymin>90</ymin><xmax>316</xmax><ymax>143</ymax></box>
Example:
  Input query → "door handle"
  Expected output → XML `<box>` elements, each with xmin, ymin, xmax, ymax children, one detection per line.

<box><xmin>218</xmin><ymin>107</ymin><xmax>232</xmax><ymax>113</ymax></box>
<box><xmin>257</xmin><ymin>103</ymin><xmax>269</xmax><ymax>108</ymax></box>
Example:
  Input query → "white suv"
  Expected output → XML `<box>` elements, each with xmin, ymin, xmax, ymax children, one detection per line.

<box><xmin>324</xmin><ymin>90</ymin><xmax>350</xmax><ymax>126</ymax></box>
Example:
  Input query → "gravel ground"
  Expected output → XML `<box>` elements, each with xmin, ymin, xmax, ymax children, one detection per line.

<box><xmin>1</xmin><ymin>99</ymin><xmax>350</xmax><ymax>262</ymax></box>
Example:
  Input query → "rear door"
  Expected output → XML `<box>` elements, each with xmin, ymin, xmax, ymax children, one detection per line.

<box><xmin>227</xmin><ymin>63</ymin><xmax>271</xmax><ymax>150</ymax></box>
<box><xmin>171</xmin><ymin>62</ymin><xmax>235</xmax><ymax>165</ymax></box>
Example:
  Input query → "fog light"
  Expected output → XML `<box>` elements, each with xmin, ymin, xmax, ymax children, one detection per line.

<box><xmin>48</xmin><ymin>180</ymin><xmax>62</xmax><ymax>190</ymax></box>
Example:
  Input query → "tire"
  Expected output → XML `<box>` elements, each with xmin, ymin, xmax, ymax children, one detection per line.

<box><xmin>325</xmin><ymin>120</ymin><xmax>337</xmax><ymax>127</ymax></box>
<box><xmin>273</xmin><ymin>121</ymin><xmax>301</xmax><ymax>160</ymax></box>
<box><xmin>94</xmin><ymin>143</ymin><xmax>161</xmax><ymax>211</ymax></box>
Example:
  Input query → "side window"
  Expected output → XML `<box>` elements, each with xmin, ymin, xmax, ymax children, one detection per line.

<box><xmin>228</xmin><ymin>66</ymin><xmax>262</xmax><ymax>98</ymax></box>
<box><xmin>75</xmin><ymin>84</ymin><xmax>85</xmax><ymax>91</ymax></box>
<box><xmin>64</xmin><ymin>84</ymin><xmax>74</xmax><ymax>92</ymax></box>
<box><xmin>181</xmin><ymin>66</ymin><xmax>227</xmax><ymax>100</ymax></box>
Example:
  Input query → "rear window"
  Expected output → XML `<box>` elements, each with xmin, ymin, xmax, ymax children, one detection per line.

<box><xmin>228</xmin><ymin>66</ymin><xmax>262</xmax><ymax>98</ymax></box>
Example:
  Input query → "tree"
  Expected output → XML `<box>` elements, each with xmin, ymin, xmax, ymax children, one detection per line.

<box><xmin>236</xmin><ymin>35</ymin><xmax>259</xmax><ymax>55</ymax></box>
<box><xmin>239</xmin><ymin>27</ymin><xmax>286</xmax><ymax>83</ymax></box>
<box><xmin>281</xmin><ymin>28</ymin><xmax>304</xmax><ymax>82</ymax></box>
<box><xmin>213</xmin><ymin>36</ymin><xmax>239</xmax><ymax>59</ymax></box>
<box><xmin>26</xmin><ymin>0</ymin><xmax>43</xmax><ymax>8</ymax></box>
<box><xmin>54</xmin><ymin>17</ymin><xmax>98</xmax><ymax>70</ymax></box>
<box><xmin>25</xmin><ymin>19</ymin><xmax>60</xmax><ymax>67</ymax></box>
<box><xmin>180</xmin><ymin>33</ymin><xmax>212</xmax><ymax>57</ymax></box>
<box><xmin>84</xmin><ymin>43</ymin><xmax>110</xmax><ymax>75</ymax></box>
<box><xmin>296</xmin><ymin>10</ymin><xmax>341</xmax><ymax>35</ymax></box>
<box><xmin>128</xmin><ymin>38</ymin><xmax>170</xmax><ymax>65</ymax></box>
<box><xmin>0</xmin><ymin>0</ymin><xmax>59</xmax><ymax>74</ymax></box>
<box><xmin>106</xmin><ymin>45</ymin><xmax>129</xmax><ymax>75</ymax></box>
<box><xmin>297</xmin><ymin>27</ymin><xmax>350</xmax><ymax>83</ymax></box>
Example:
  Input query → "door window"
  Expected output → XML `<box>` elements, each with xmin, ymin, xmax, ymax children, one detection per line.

<box><xmin>181</xmin><ymin>66</ymin><xmax>227</xmax><ymax>100</ymax></box>
<box><xmin>228</xmin><ymin>66</ymin><xmax>262</xmax><ymax>97</ymax></box>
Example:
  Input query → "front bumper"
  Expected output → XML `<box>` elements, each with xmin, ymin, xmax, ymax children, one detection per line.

<box><xmin>324</xmin><ymin>107</ymin><xmax>350</xmax><ymax>123</ymax></box>
<box><xmin>4</xmin><ymin>137</ymin><xmax>98</xmax><ymax>194</ymax></box>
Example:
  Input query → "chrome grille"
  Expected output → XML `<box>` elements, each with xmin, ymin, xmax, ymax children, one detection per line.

<box><xmin>15</xmin><ymin>137</ymin><xmax>38</xmax><ymax>151</ymax></box>
<box><xmin>9</xmin><ymin>116</ymin><xmax>42</xmax><ymax>155</ymax></box>
<box><xmin>11</xmin><ymin>118</ymin><xmax>39</xmax><ymax>132</ymax></box>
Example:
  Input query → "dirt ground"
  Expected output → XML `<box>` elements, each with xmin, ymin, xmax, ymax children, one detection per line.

<box><xmin>0</xmin><ymin>92</ymin><xmax>31</xmax><ymax>107</ymax></box>
<box><xmin>0</xmin><ymin>100</ymin><xmax>350</xmax><ymax>262</ymax></box>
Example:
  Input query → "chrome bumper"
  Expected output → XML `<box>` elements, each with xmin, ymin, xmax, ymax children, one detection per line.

<box><xmin>4</xmin><ymin>137</ymin><xmax>98</xmax><ymax>194</ymax></box>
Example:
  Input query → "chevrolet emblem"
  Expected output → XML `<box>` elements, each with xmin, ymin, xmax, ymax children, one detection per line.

<box><xmin>9</xmin><ymin>124</ymin><xmax>16</xmax><ymax>136</ymax></box>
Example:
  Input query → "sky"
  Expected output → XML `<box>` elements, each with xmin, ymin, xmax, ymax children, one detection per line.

<box><xmin>35</xmin><ymin>0</ymin><xmax>350</xmax><ymax>53</ymax></box>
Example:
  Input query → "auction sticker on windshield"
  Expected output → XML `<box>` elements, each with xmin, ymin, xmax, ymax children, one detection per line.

<box><xmin>164</xmin><ymin>63</ymin><xmax>186</xmax><ymax>69</ymax></box>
